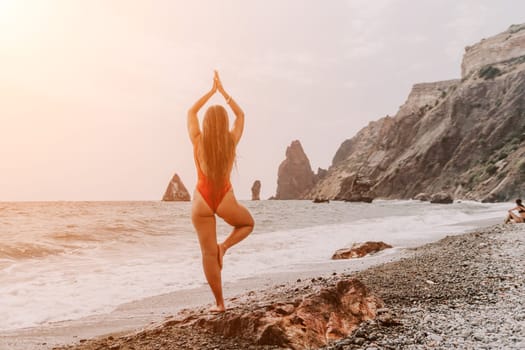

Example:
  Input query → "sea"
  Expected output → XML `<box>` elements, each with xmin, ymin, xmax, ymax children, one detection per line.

<box><xmin>0</xmin><ymin>199</ymin><xmax>509</xmax><ymax>331</ymax></box>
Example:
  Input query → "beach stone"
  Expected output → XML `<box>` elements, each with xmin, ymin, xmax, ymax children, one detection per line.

<box><xmin>414</xmin><ymin>192</ymin><xmax>430</xmax><ymax>201</ymax></box>
<box><xmin>354</xmin><ymin>337</ymin><xmax>366</xmax><ymax>345</ymax></box>
<box><xmin>313</xmin><ymin>197</ymin><xmax>330</xmax><ymax>203</ymax></box>
<box><xmin>430</xmin><ymin>192</ymin><xmax>453</xmax><ymax>204</ymax></box>
<box><xmin>427</xmin><ymin>333</ymin><xmax>442</xmax><ymax>343</ymax></box>
<box><xmin>332</xmin><ymin>242</ymin><xmax>393</xmax><ymax>260</ymax></box>
<box><xmin>162</xmin><ymin>173</ymin><xmax>191</xmax><ymax>201</ymax></box>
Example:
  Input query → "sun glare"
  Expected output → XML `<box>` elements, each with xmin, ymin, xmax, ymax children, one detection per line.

<box><xmin>0</xmin><ymin>0</ymin><xmax>27</xmax><ymax>46</ymax></box>
<box><xmin>0</xmin><ymin>0</ymin><xmax>18</xmax><ymax>22</ymax></box>
<box><xmin>0</xmin><ymin>0</ymin><xmax>51</xmax><ymax>48</ymax></box>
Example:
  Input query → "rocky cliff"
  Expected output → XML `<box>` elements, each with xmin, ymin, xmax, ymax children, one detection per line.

<box><xmin>274</xmin><ymin>140</ymin><xmax>316</xmax><ymax>199</ymax></box>
<box><xmin>309</xmin><ymin>24</ymin><xmax>525</xmax><ymax>202</ymax></box>
<box><xmin>162</xmin><ymin>173</ymin><xmax>191</xmax><ymax>201</ymax></box>
<box><xmin>462</xmin><ymin>23</ymin><xmax>525</xmax><ymax>77</ymax></box>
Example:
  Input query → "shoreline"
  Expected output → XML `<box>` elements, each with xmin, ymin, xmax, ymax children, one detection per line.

<box><xmin>3</xmin><ymin>219</ymin><xmax>522</xmax><ymax>349</ymax></box>
<box><xmin>0</xmin><ymin>246</ymin><xmax>408</xmax><ymax>350</ymax></box>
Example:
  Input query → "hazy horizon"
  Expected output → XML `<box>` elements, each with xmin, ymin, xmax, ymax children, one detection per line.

<box><xmin>1</xmin><ymin>0</ymin><xmax>524</xmax><ymax>201</ymax></box>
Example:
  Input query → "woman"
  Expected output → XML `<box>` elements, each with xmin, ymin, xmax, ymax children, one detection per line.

<box><xmin>505</xmin><ymin>198</ymin><xmax>525</xmax><ymax>223</ymax></box>
<box><xmin>187</xmin><ymin>71</ymin><xmax>254</xmax><ymax>312</ymax></box>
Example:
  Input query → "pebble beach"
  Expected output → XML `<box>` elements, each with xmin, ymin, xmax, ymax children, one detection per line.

<box><xmin>324</xmin><ymin>223</ymin><xmax>525</xmax><ymax>350</ymax></box>
<box><xmin>41</xmin><ymin>222</ymin><xmax>525</xmax><ymax>350</ymax></box>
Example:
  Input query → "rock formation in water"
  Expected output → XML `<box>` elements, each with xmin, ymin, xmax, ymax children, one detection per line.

<box><xmin>251</xmin><ymin>180</ymin><xmax>261</xmax><ymax>200</ymax></box>
<box><xmin>162</xmin><ymin>173</ymin><xmax>191</xmax><ymax>201</ymax></box>
<box><xmin>332</xmin><ymin>242</ymin><xmax>393</xmax><ymax>260</ymax></box>
<box><xmin>274</xmin><ymin>140</ymin><xmax>316</xmax><ymax>199</ymax></box>
<box><xmin>309</xmin><ymin>24</ymin><xmax>525</xmax><ymax>202</ymax></box>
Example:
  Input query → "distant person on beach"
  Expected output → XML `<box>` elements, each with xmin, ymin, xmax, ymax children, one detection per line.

<box><xmin>504</xmin><ymin>199</ymin><xmax>525</xmax><ymax>223</ymax></box>
<box><xmin>187</xmin><ymin>70</ymin><xmax>254</xmax><ymax>312</ymax></box>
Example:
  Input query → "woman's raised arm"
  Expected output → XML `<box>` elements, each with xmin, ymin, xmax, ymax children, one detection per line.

<box><xmin>187</xmin><ymin>78</ymin><xmax>217</xmax><ymax>144</ymax></box>
<box><xmin>214</xmin><ymin>71</ymin><xmax>245</xmax><ymax>145</ymax></box>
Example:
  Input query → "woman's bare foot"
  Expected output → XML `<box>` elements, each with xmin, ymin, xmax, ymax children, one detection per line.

<box><xmin>209</xmin><ymin>304</ymin><xmax>226</xmax><ymax>313</ymax></box>
<box><xmin>218</xmin><ymin>243</ymin><xmax>227</xmax><ymax>270</ymax></box>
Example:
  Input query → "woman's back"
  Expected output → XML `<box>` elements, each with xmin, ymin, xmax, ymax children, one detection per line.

<box><xmin>187</xmin><ymin>70</ymin><xmax>254</xmax><ymax>312</ymax></box>
<box><xmin>192</xmin><ymin>104</ymin><xmax>236</xmax><ymax>211</ymax></box>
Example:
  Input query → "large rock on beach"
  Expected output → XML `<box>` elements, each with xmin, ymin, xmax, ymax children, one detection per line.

<box><xmin>335</xmin><ymin>175</ymin><xmax>375</xmax><ymax>202</ymax></box>
<box><xmin>332</xmin><ymin>241</ymin><xmax>393</xmax><ymax>260</ymax></box>
<box><xmin>251</xmin><ymin>180</ymin><xmax>261</xmax><ymax>200</ymax></box>
<box><xmin>307</xmin><ymin>23</ymin><xmax>525</xmax><ymax>202</ymax></box>
<box><xmin>313</xmin><ymin>197</ymin><xmax>330</xmax><ymax>203</ymax></box>
<box><xmin>162</xmin><ymin>173</ymin><xmax>190</xmax><ymax>201</ymax></box>
<box><xmin>192</xmin><ymin>279</ymin><xmax>383</xmax><ymax>349</ymax></box>
<box><xmin>274</xmin><ymin>140</ymin><xmax>315</xmax><ymax>199</ymax></box>
<box><xmin>430</xmin><ymin>192</ymin><xmax>453</xmax><ymax>204</ymax></box>
<box><xmin>414</xmin><ymin>192</ymin><xmax>430</xmax><ymax>201</ymax></box>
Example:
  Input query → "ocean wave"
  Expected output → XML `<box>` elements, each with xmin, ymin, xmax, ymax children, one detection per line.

<box><xmin>0</xmin><ymin>200</ymin><xmax>510</xmax><ymax>331</ymax></box>
<box><xmin>49</xmin><ymin>232</ymin><xmax>105</xmax><ymax>242</ymax></box>
<box><xmin>0</xmin><ymin>243</ymin><xmax>63</xmax><ymax>260</ymax></box>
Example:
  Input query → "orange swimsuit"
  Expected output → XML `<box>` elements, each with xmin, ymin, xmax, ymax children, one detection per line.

<box><xmin>194</xmin><ymin>146</ymin><xmax>232</xmax><ymax>212</ymax></box>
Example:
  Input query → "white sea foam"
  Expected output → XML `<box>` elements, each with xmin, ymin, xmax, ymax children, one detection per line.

<box><xmin>0</xmin><ymin>200</ymin><xmax>510</xmax><ymax>330</ymax></box>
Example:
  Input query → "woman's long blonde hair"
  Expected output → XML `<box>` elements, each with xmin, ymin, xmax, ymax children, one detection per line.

<box><xmin>199</xmin><ymin>105</ymin><xmax>236</xmax><ymax>194</ymax></box>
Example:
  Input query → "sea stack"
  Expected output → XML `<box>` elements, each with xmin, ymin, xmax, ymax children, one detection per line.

<box><xmin>274</xmin><ymin>140</ymin><xmax>315</xmax><ymax>199</ymax></box>
<box><xmin>162</xmin><ymin>173</ymin><xmax>191</xmax><ymax>201</ymax></box>
<box><xmin>251</xmin><ymin>180</ymin><xmax>261</xmax><ymax>200</ymax></box>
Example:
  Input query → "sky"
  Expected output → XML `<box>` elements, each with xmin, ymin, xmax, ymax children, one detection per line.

<box><xmin>1</xmin><ymin>0</ymin><xmax>524</xmax><ymax>201</ymax></box>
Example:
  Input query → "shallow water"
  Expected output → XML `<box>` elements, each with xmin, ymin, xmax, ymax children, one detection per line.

<box><xmin>0</xmin><ymin>199</ymin><xmax>508</xmax><ymax>330</ymax></box>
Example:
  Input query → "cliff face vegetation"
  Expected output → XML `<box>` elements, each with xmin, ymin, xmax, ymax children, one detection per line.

<box><xmin>308</xmin><ymin>24</ymin><xmax>525</xmax><ymax>202</ymax></box>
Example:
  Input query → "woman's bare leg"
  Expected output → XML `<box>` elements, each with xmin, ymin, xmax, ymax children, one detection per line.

<box><xmin>216</xmin><ymin>191</ymin><xmax>255</xmax><ymax>266</ymax></box>
<box><xmin>508</xmin><ymin>211</ymin><xmax>521</xmax><ymax>223</ymax></box>
<box><xmin>192</xmin><ymin>192</ymin><xmax>225</xmax><ymax>312</ymax></box>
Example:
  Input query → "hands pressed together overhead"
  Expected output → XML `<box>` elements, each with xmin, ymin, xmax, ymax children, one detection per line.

<box><xmin>188</xmin><ymin>70</ymin><xmax>244</xmax><ymax>143</ymax></box>
<box><xmin>212</xmin><ymin>70</ymin><xmax>231</xmax><ymax>103</ymax></box>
